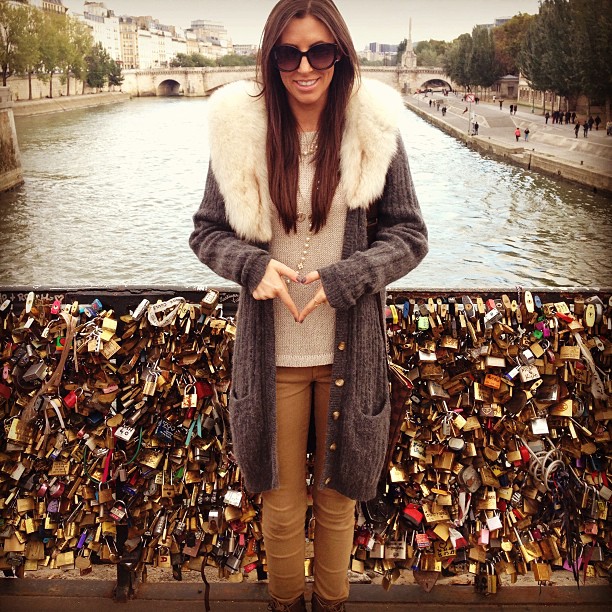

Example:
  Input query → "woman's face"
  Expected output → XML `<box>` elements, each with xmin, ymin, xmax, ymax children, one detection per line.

<box><xmin>277</xmin><ymin>14</ymin><xmax>336</xmax><ymax>126</ymax></box>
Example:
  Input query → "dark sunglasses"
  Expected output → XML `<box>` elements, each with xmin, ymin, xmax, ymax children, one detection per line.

<box><xmin>272</xmin><ymin>43</ymin><xmax>339</xmax><ymax>72</ymax></box>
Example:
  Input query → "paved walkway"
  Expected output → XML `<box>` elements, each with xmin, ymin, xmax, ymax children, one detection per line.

<box><xmin>409</xmin><ymin>93</ymin><xmax>612</xmax><ymax>178</ymax></box>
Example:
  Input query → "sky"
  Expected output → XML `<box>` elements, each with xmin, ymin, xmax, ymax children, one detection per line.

<box><xmin>61</xmin><ymin>1</ymin><xmax>542</xmax><ymax>49</ymax></box>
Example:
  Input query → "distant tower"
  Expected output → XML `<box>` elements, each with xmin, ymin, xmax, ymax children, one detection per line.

<box><xmin>401</xmin><ymin>17</ymin><xmax>417</xmax><ymax>69</ymax></box>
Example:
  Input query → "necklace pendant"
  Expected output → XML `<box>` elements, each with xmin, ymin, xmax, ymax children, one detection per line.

<box><xmin>297</xmin><ymin>212</ymin><xmax>306</xmax><ymax>223</ymax></box>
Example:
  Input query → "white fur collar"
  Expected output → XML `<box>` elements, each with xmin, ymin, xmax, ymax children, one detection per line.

<box><xmin>207</xmin><ymin>78</ymin><xmax>404</xmax><ymax>243</ymax></box>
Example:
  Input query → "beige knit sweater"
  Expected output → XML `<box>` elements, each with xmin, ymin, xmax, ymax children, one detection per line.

<box><xmin>270</xmin><ymin>133</ymin><xmax>347</xmax><ymax>367</ymax></box>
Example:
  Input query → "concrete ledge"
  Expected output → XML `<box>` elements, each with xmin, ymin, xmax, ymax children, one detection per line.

<box><xmin>0</xmin><ymin>579</ymin><xmax>609</xmax><ymax>606</ymax></box>
<box><xmin>12</xmin><ymin>92</ymin><xmax>131</xmax><ymax>117</ymax></box>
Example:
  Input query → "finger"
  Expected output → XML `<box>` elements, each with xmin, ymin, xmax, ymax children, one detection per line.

<box><xmin>273</xmin><ymin>261</ymin><xmax>300</xmax><ymax>283</ymax></box>
<box><xmin>277</xmin><ymin>285</ymin><xmax>300</xmax><ymax>321</ymax></box>
<box><xmin>298</xmin><ymin>295</ymin><xmax>324</xmax><ymax>323</ymax></box>
<box><xmin>301</xmin><ymin>270</ymin><xmax>320</xmax><ymax>285</ymax></box>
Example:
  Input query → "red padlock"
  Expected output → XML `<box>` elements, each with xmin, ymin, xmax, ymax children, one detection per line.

<box><xmin>63</xmin><ymin>388</ymin><xmax>82</xmax><ymax>409</ymax></box>
<box><xmin>196</xmin><ymin>380</ymin><xmax>213</xmax><ymax>398</ymax></box>
<box><xmin>50</xmin><ymin>299</ymin><xmax>62</xmax><ymax>315</ymax></box>
<box><xmin>0</xmin><ymin>382</ymin><xmax>11</xmax><ymax>400</ymax></box>
<box><xmin>402</xmin><ymin>503</ymin><xmax>424</xmax><ymax>526</ymax></box>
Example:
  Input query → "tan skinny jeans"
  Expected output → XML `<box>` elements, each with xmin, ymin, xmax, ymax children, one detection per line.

<box><xmin>262</xmin><ymin>365</ymin><xmax>356</xmax><ymax>603</ymax></box>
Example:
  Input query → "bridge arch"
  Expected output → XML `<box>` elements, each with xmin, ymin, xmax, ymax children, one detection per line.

<box><xmin>157</xmin><ymin>79</ymin><xmax>182</xmax><ymax>96</ymax></box>
<box><xmin>417</xmin><ymin>77</ymin><xmax>453</xmax><ymax>92</ymax></box>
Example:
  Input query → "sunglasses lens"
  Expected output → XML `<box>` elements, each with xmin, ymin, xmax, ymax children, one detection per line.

<box><xmin>274</xmin><ymin>46</ymin><xmax>302</xmax><ymax>71</ymax></box>
<box><xmin>273</xmin><ymin>44</ymin><xmax>338</xmax><ymax>71</ymax></box>
<box><xmin>308</xmin><ymin>44</ymin><xmax>337</xmax><ymax>69</ymax></box>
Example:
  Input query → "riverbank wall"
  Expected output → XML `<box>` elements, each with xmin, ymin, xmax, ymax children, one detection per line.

<box><xmin>12</xmin><ymin>91</ymin><xmax>131</xmax><ymax>118</ymax></box>
<box><xmin>0</xmin><ymin>87</ymin><xmax>23</xmax><ymax>193</ymax></box>
<box><xmin>404</xmin><ymin>97</ymin><xmax>612</xmax><ymax>196</ymax></box>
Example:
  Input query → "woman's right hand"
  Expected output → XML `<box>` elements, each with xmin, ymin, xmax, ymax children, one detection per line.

<box><xmin>252</xmin><ymin>259</ymin><xmax>300</xmax><ymax>322</ymax></box>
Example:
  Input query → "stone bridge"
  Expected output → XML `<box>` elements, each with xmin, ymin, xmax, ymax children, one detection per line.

<box><xmin>121</xmin><ymin>66</ymin><xmax>454</xmax><ymax>97</ymax></box>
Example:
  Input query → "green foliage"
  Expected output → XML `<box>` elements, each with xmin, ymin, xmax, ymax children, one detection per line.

<box><xmin>108</xmin><ymin>58</ymin><xmax>123</xmax><ymax>87</ymax></box>
<box><xmin>170</xmin><ymin>52</ymin><xmax>257</xmax><ymax>68</ymax></box>
<box><xmin>493</xmin><ymin>13</ymin><xmax>535</xmax><ymax>75</ymax></box>
<box><xmin>0</xmin><ymin>1</ymin><xmax>32</xmax><ymax>85</ymax></box>
<box><xmin>216</xmin><ymin>53</ymin><xmax>257</xmax><ymax>67</ymax></box>
<box><xmin>37</xmin><ymin>11</ymin><xmax>70</xmax><ymax>97</ymax></box>
<box><xmin>519</xmin><ymin>0</ymin><xmax>611</xmax><ymax>111</ymax></box>
<box><xmin>396</xmin><ymin>38</ymin><xmax>407</xmax><ymax>66</ymax></box>
<box><xmin>85</xmin><ymin>42</ymin><xmax>110</xmax><ymax>89</ymax></box>
<box><xmin>443</xmin><ymin>33</ymin><xmax>473</xmax><ymax>88</ymax></box>
<box><xmin>470</xmin><ymin>26</ymin><xmax>500</xmax><ymax>87</ymax></box>
<box><xmin>415</xmin><ymin>39</ymin><xmax>449</xmax><ymax>67</ymax></box>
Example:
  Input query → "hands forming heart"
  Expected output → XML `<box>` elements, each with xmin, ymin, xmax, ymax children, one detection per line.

<box><xmin>251</xmin><ymin>259</ymin><xmax>327</xmax><ymax>323</ymax></box>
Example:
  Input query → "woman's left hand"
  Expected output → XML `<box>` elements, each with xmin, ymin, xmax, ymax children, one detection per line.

<box><xmin>297</xmin><ymin>271</ymin><xmax>328</xmax><ymax>323</ymax></box>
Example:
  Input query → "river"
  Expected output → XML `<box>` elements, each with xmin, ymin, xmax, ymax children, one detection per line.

<box><xmin>1</xmin><ymin>96</ymin><xmax>611</xmax><ymax>290</ymax></box>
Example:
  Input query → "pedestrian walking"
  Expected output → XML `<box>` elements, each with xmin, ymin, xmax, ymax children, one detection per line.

<box><xmin>473</xmin><ymin>121</ymin><xmax>479</xmax><ymax>135</ymax></box>
<box><xmin>524</xmin><ymin>127</ymin><xmax>530</xmax><ymax>141</ymax></box>
<box><xmin>189</xmin><ymin>2</ymin><xmax>428</xmax><ymax>611</ymax></box>
<box><xmin>499</xmin><ymin>99</ymin><xmax>503</xmax><ymax>110</ymax></box>
<box><xmin>583</xmin><ymin>122</ymin><xmax>589</xmax><ymax>137</ymax></box>
<box><xmin>565</xmin><ymin>111</ymin><xmax>571</xmax><ymax>124</ymax></box>
<box><xmin>594</xmin><ymin>115</ymin><xmax>601</xmax><ymax>130</ymax></box>
<box><xmin>588</xmin><ymin>116</ymin><xmax>594</xmax><ymax>131</ymax></box>
<box><xmin>571</xmin><ymin>111</ymin><xmax>576</xmax><ymax>123</ymax></box>
<box><xmin>515</xmin><ymin>127</ymin><xmax>521</xmax><ymax>142</ymax></box>
<box><xmin>509</xmin><ymin>104</ymin><xmax>514</xmax><ymax>114</ymax></box>
<box><xmin>574</xmin><ymin>122</ymin><xmax>580</xmax><ymax>138</ymax></box>
<box><xmin>545</xmin><ymin>111</ymin><xmax>550</xmax><ymax>124</ymax></box>
<box><xmin>513</xmin><ymin>105</ymin><xmax>517</xmax><ymax>115</ymax></box>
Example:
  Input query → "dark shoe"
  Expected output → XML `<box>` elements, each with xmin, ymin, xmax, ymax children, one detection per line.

<box><xmin>267</xmin><ymin>594</ymin><xmax>307</xmax><ymax>612</ymax></box>
<box><xmin>311</xmin><ymin>592</ymin><xmax>346</xmax><ymax>612</ymax></box>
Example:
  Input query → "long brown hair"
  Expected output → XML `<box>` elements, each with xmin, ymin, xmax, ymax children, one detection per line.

<box><xmin>257</xmin><ymin>0</ymin><xmax>360</xmax><ymax>234</ymax></box>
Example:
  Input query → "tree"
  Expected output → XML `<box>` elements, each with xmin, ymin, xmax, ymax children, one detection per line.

<box><xmin>571</xmin><ymin>0</ymin><xmax>612</xmax><ymax>120</ymax></box>
<box><xmin>85</xmin><ymin>42</ymin><xmax>110</xmax><ymax>89</ymax></box>
<box><xmin>37</xmin><ymin>10</ymin><xmax>70</xmax><ymax>98</ymax></box>
<box><xmin>493</xmin><ymin>13</ymin><xmax>535</xmax><ymax>76</ymax></box>
<box><xmin>0</xmin><ymin>1</ymin><xmax>30</xmax><ymax>85</ymax></box>
<box><xmin>170</xmin><ymin>52</ymin><xmax>214</xmax><ymax>67</ymax></box>
<box><xmin>62</xmin><ymin>17</ymin><xmax>92</xmax><ymax>96</ymax></box>
<box><xmin>396</xmin><ymin>38</ymin><xmax>407</xmax><ymax>66</ymax></box>
<box><xmin>470</xmin><ymin>25</ymin><xmax>500</xmax><ymax>89</ymax></box>
<box><xmin>415</xmin><ymin>39</ymin><xmax>449</xmax><ymax>67</ymax></box>
<box><xmin>108</xmin><ymin>58</ymin><xmax>123</xmax><ymax>88</ymax></box>
<box><xmin>443</xmin><ymin>33</ymin><xmax>473</xmax><ymax>89</ymax></box>
<box><xmin>15</xmin><ymin>8</ymin><xmax>42</xmax><ymax>99</ymax></box>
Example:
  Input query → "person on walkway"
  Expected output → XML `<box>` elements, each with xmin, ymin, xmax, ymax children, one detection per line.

<box><xmin>595</xmin><ymin>115</ymin><xmax>601</xmax><ymax>130</ymax></box>
<box><xmin>515</xmin><ymin>127</ymin><xmax>521</xmax><ymax>141</ymax></box>
<box><xmin>509</xmin><ymin>104</ymin><xmax>514</xmax><ymax>114</ymax></box>
<box><xmin>588</xmin><ymin>116</ymin><xmax>594</xmax><ymax>131</ymax></box>
<box><xmin>565</xmin><ymin>111</ymin><xmax>571</xmax><ymax>124</ymax></box>
<box><xmin>499</xmin><ymin>99</ymin><xmax>503</xmax><ymax>110</ymax></box>
<box><xmin>513</xmin><ymin>105</ymin><xmax>517</xmax><ymax>115</ymax></box>
<box><xmin>583</xmin><ymin>121</ymin><xmax>589</xmax><ymax>137</ymax></box>
<box><xmin>571</xmin><ymin>111</ymin><xmax>576</xmax><ymax>123</ymax></box>
<box><xmin>574</xmin><ymin>121</ymin><xmax>580</xmax><ymax>138</ymax></box>
<box><xmin>524</xmin><ymin>127</ymin><xmax>530</xmax><ymax>141</ymax></box>
<box><xmin>473</xmin><ymin>121</ymin><xmax>479</xmax><ymax>135</ymax></box>
<box><xmin>545</xmin><ymin>111</ymin><xmax>550</xmax><ymax>124</ymax></box>
<box><xmin>189</xmin><ymin>2</ymin><xmax>429</xmax><ymax>611</ymax></box>
<box><xmin>607</xmin><ymin>120</ymin><xmax>612</xmax><ymax>136</ymax></box>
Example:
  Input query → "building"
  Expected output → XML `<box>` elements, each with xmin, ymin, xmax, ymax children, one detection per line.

<box><xmin>187</xmin><ymin>19</ymin><xmax>232</xmax><ymax>59</ymax></box>
<box><xmin>29</xmin><ymin>0</ymin><xmax>68</xmax><ymax>14</ymax></box>
<box><xmin>80</xmin><ymin>2</ymin><xmax>121</xmax><ymax>63</ymax></box>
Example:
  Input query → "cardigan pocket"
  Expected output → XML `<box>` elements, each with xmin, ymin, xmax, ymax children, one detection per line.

<box><xmin>343</xmin><ymin>398</ymin><xmax>391</xmax><ymax>498</ymax></box>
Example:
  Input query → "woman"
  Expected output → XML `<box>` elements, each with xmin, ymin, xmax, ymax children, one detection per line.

<box><xmin>189</xmin><ymin>1</ymin><xmax>428</xmax><ymax>610</ymax></box>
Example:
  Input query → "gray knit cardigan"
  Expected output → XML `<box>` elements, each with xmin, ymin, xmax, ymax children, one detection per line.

<box><xmin>189</xmin><ymin>79</ymin><xmax>428</xmax><ymax>501</ymax></box>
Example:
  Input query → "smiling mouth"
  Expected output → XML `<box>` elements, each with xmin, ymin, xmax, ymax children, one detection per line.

<box><xmin>295</xmin><ymin>79</ymin><xmax>318</xmax><ymax>87</ymax></box>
